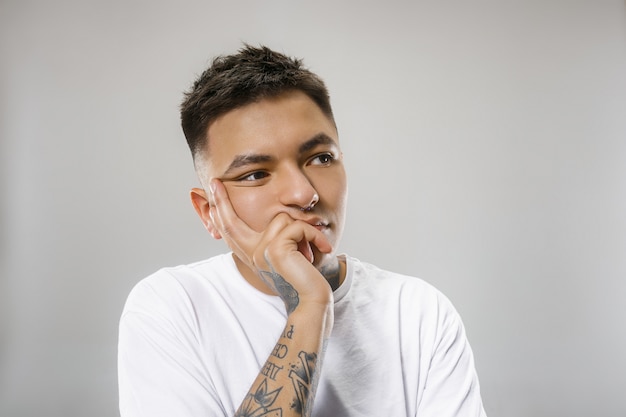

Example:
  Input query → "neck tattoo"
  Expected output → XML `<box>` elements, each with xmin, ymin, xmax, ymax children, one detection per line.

<box><xmin>320</xmin><ymin>261</ymin><xmax>341</xmax><ymax>291</ymax></box>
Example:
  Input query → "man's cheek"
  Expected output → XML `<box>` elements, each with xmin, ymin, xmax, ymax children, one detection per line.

<box><xmin>230</xmin><ymin>191</ymin><xmax>269</xmax><ymax>231</ymax></box>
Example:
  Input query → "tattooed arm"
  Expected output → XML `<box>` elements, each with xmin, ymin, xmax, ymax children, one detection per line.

<box><xmin>195</xmin><ymin>179</ymin><xmax>336</xmax><ymax>416</ymax></box>
<box><xmin>235</xmin><ymin>297</ymin><xmax>332</xmax><ymax>417</ymax></box>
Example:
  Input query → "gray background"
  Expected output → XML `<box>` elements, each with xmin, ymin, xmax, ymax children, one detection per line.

<box><xmin>1</xmin><ymin>1</ymin><xmax>625</xmax><ymax>416</ymax></box>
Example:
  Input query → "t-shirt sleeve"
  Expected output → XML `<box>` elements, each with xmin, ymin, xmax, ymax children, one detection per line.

<box><xmin>117</xmin><ymin>276</ymin><xmax>226</xmax><ymax>417</ymax></box>
<box><xmin>416</xmin><ymin>292</ymin><xmax>487</xmax><ymax>417</ymax></box>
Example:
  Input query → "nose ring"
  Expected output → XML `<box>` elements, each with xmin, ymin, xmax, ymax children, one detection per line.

<box><xmin>301</xmin><ymin>194</ymin><xmax>319</xmax><ymax>212</ymax></box>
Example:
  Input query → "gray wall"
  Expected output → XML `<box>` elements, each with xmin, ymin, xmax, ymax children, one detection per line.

<box><xmin>1</xmin><ymin>1</ymin><xmax>625</xmax><ymax>416</ymax></box>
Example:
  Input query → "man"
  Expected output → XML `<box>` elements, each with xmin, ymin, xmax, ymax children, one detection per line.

<box><xmin>118</xmin><ymin>45</ymin><xmax>486</xmax><ymax>417</ymax></box>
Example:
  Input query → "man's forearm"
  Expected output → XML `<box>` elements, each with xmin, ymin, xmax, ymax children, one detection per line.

<box><xmin>235</xmin><ymin>304</ymin><xmax>333</xmax><ymax>417</ymax></box>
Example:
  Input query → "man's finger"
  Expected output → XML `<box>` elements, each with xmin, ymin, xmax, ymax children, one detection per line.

<box><xmin>209</xmin><ymin>178</ymin><xmax>258</xmax><ymax>258</ymax></box>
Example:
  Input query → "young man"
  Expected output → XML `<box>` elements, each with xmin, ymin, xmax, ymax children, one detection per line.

<box><xmin>118</xmin><ymin>45</ymin><xmax>486</xmax><ymax>417</ymax></box>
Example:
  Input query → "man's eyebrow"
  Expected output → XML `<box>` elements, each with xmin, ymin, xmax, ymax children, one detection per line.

<box><xmin>222</xmin><ymin>154</ymin><xmax>274</xmax><ymax>176</ymax></box>
<box><xmin>299</xmin><ymin>133</ymin><xmax>337</xmax><ymax>154</ymax></box>
<box><xmin>221</xmin><ymin>133</ymin><xmax>336</xmax><ymax>176</ymax></box>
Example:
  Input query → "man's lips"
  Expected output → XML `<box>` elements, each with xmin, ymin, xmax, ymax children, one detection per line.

<box><xmin>310</xmin><ymin>222</ymin><xmax>329</xmax><ymax>232</ymax></box>
<box><xmin>302</xmin><ymin>217</ymin><xmax>329</xmax><ymax>231</ymax></box>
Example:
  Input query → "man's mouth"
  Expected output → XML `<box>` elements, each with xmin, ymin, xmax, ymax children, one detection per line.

<box><xmin>308</xmin><ymin>219</ymin><xmax>329</xmax><ymax>231</ymax></box>
<box><xmin>293</xmin><ymin>213</ymin><xmax>330</xmax><ymax>231</ymax></box>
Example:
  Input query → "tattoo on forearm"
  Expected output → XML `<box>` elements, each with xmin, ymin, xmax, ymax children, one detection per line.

<box><xmin>237</xmin><ymin>350</ymin><xmax>320</xmax><ymax>417</ymax></box>
<box><xmin>260</xmin><ymin>270</ymin><xmax>299</xmax><ymax>314</ymax></box>
<box><xmin>288</xmin><ymin>351</ymin><xmax>319</xmax><ymax>416</ymax></box>
<box><xmin>272</xmin><ymin>343</ymin><xmax>288</xmax><ymax>359</ymax></box>
<box><xmin>281</xmin><ymin>325</ymin><xmax>294</xmax><ymax>339</ymax></box>
<box><xmin>235</xmin><ymin>378</ymin><xmax>283</xmax><ymax>417</ymax></box>
<box><xmin>261</xmin><ymin>361</ymin><xmax>283</xmax><ymax>381</ymax></box>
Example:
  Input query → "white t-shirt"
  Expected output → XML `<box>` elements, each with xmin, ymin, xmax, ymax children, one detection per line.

<box><xmin>118</xmin><ymin>253</ymin><xmax>486</xmax><ymax>416</ymax></box>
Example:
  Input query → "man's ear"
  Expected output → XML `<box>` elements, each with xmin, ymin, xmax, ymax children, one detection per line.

<box><xmin>190</xmin><ymin>187</ymin><xmax>222</xmax><ymax>240</ymax></box>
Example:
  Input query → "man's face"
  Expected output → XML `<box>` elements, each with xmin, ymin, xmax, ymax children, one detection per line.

<box><xmin>201</xmin><ymin>90</ymin><xmax>348</xmax><ymax>267</ymax></box>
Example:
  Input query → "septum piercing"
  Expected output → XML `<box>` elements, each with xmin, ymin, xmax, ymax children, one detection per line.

<box><xmin>300</xmin><ymin>194</ymin><xmax>319</xmax><ymax>212</ymax></box>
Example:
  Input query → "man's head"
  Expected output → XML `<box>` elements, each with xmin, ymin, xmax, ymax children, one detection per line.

<box><xmin>182</xmin><ymin>45</ymin><xmax>348</xmax><ymax>279</ymax></box>
<box><xmin>180</xmin><ymin>44</ymin><xmax>335</xmax><ymax>168</ymax></box>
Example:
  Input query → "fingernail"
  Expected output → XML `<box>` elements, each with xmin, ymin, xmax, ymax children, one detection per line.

<box><xmin>209</xmin><ymin>179</ymin><xmax>217</xmax><ymax>195</ymax></box>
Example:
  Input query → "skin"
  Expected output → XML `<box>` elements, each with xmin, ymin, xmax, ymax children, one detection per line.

<box><xmin>189</xmin><ymin>90</ymin><xmax>348</xmax><ymax>416</ymax></box>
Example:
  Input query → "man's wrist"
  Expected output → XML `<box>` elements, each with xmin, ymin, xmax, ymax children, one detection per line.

<box><xmin>288</xmin><ymin>300</ymin><xmax>334</xmax><ymax>338</ymax></box>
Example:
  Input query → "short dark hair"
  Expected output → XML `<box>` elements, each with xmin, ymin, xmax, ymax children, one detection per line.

<box><xmin>180</xmin><ymin>44</ymin><xmax>335</xmax><ymax>161</ymax></box>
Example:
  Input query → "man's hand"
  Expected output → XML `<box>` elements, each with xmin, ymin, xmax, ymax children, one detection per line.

<box><xmin>208</xmin><ymin>178</ymin><xmax>334</xmax><ymax>309</ymax></box>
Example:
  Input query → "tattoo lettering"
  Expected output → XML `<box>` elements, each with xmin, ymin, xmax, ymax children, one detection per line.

<box><xmin>235</xmin><ymin>379</ymin><xmax>283</xmax><ymax>417</ymax></box>
<box><xmin>281</xmin><ymin>325</ymin><xmax>294</xmax><ymax>340</ymax></box>
<box><xmin>288</xmin><ymin>351</ymin><xmax>319</xmax><ymax>416</ymax></box>
<box><xmin>260</xmin><ymin>270</ymin><xmax>299</xmax><ymax>314</ymax></box>
<box><xmin>261</xmin><ymin>361</ymin><xmax>283</xmax><ymax>381</ymax></box>
<box><xmin>271</xmin><ymin>343</ymin><xmax>288</xmax><ymax>359</ymax></box>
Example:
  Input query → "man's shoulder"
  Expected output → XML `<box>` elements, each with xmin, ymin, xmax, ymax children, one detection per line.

<box><xmin>348</xmin><ymin>256</ymin><xmax>435</xmax><ymax>290</ymax></box>
<box><xmin>146</xmin><ymin>253</ymin><xmax>232</xmax><ymax>281</ymax></box>
<box><xmin>122</xmin><ymin>253</ymin><xmax>235</xmax><ymax>312</ymax></box>
<box><xmin>346</xmin><ymin>255</ymin><xmax>450</xmax><ymax>307</ymax></box>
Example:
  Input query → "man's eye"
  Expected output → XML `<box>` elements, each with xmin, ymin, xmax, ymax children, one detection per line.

<box><xmin>239</xmin><ymin>171</ymin><xmax>269</xmax><ymax>182</ymax></box>
<box><xmin>309</xmin><ymin>153</ymin><xmax>335</xmax><ymax>166</ymax></box>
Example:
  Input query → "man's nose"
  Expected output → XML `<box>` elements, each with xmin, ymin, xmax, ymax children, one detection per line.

<box><xmin>277</xmin><ymin>166</ymin><xmax>318</xmax><ymax>210</ymax></box>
